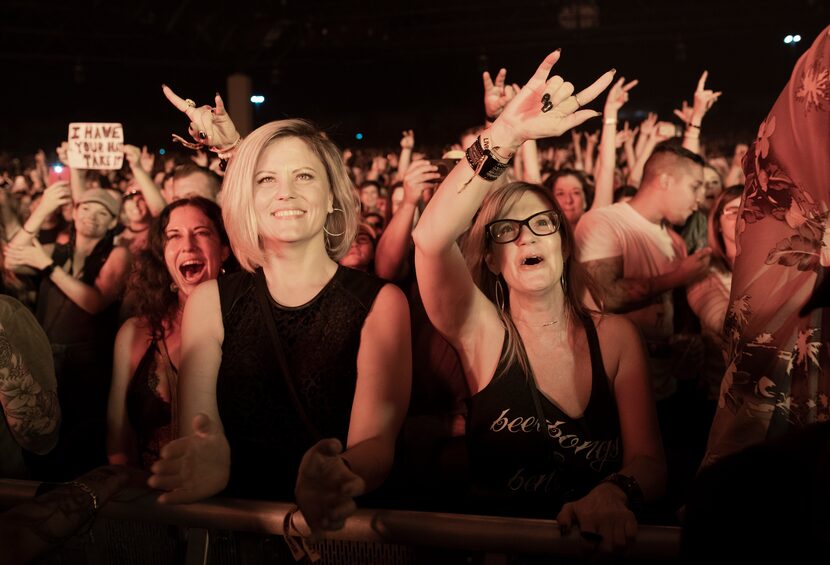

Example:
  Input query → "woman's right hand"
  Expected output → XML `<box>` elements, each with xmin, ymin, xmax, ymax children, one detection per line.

<box><xmin>147</xmin><ymin>413</ymin><xmax>230</xmax><ymax>504</ymax></box>
<box><xmin>162</xmin><ymin>85</ymin><xmax>241</xmax><ymax>150</ymax></box>
<box><xmin>490</xmin><ymin>51</ymin><xmax>616</xmax><ymax>151</ymax></box>
<box><xmin>37</xmin><ymin>181</ymin><xmax>72</xmax><ymax>217</ymax></box>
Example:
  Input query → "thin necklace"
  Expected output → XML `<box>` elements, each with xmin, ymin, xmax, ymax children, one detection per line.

<box><xmin>513</xmin><ymin>317</ymin><xmax>560</xmax><ymax>328</ymax></box>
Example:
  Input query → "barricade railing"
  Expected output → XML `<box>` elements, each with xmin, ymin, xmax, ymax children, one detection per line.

<box><xmin>0</xmin><ymin>479</ymin><xmax>682</xmax><ymax>564</ymax></box>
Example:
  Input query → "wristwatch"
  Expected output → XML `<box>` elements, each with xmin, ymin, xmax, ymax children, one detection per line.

<box><xmin>601</xmin><ymin>473</ymin><xmax>644</xmax><ymax>513</ymax></box>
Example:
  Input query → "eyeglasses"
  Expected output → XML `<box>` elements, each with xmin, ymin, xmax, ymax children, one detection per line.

<box><xmin>486</xmin><ymin>209</ymin><xmax>561</xmax><ymax>244</ymax></box>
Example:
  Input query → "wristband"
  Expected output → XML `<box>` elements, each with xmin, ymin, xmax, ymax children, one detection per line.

<box><xmin>603</xmin><ymin>118</ymin><xmax>618</xmax><ymax>126</ymax></box>
<box><xmin>601</xmin><ymin>473</ymin><xmax>644</xmax><ymax>513</ymax></box>
<box><xmin>40</xmin><ymin>262</ymin><xmax>57</xmax><ymax>278</ymax></box>
<box><xmin>21</xmin><ymin>224</ymin><xmax>37</xmax><ymax>235</ymax></box>
<box><xmin>465</xmin><ymin>136</ymin><xmax>510</xmax><ymax>182</ymax></box>
<box><xmin>687</xmin><ymin>122</ymin><xmax>701</xmax><ymax>130</ymax></box>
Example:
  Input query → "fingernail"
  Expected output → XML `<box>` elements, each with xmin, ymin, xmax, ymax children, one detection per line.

<box><xmin>215</xmin><ymin>92</ymin><xmax>221</xmax><ymax>98</ymax></box>
<box><xmin>555</xmin><ymin>48</ymin><xmax>562</xmax><ymax>54</ymax></box>
<box><xmin>161</xmin><ymin>84</ymin><xmax>167</xmax><ymax>89</ymax></box>
<box><xmin>611</xmin><ymin>68</ymin><xmax>617</xmax><ymax>74</ymax></box>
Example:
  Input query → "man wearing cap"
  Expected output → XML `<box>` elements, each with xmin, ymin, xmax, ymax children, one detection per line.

<box><xmin>5</xmin><ymin>182</ymin><xmax>130</xmax><ymax>480</ymax></box>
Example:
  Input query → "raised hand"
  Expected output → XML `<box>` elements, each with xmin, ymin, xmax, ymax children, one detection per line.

<box><xmin>36</xmin><ymin>181</ymin><xmax>72</xmax><ymax>216</ymax></box>
<box><xmin>123</xmin><ymin>144</ymin><xmax>141</xmax><ymax>169</ymax></box>
<box><xmin>400</xmin><ymin>129</ymin><xmax>415</xmax><ymax>150</ymax></box>
<box><xmin>162</xmin><ymin>85</ymin><xmax>241</xmax><ymax>150</ymax></box>
<box><xmin>493</xmin><ymin>50</ymin><xmax>615</xmax><ymax>149</ymax></box>
<box><xmin>139</xmin><ymin>145</ymin><xmax>155</xmax><ymax>173</ymax></box>
<box><xmin>147</xmin><ymin>413</ymin><xmax>230</xmax><ymax>504</ymax></box>
<box><xmin>691</xmin><ymin>71</ymin><xmax>722</xmax><ymax>122</ymax></box>
<box><xmin>639</xmin><ymin>112</ymin><xmax>658</xmax><ymax>137</ymax></box>
<box><xmin>604</xmin><ymin>77</ymin><xmax>638</xmax><ymax>114</ymax></box>
<box><xmin>403</xmin><ymin>159</ymin><xmax>441</xmax><ymax>205</ymax></box>
<box><xmin>732</xmin><ymin>143</ymin><xmax>749</xmax><ymax>168</ymax></box>
<box><xmin>295</xmin><ymin>439</ymin><xmax>365</xmax><ymax>535</ymax></box>
<box><xmin>483</xmin><ymin>68</ymin><xmax>509</xmax><ymax>120</ymax></box>
<box><xmin>56</xmin><ymin>142</ymin><xmax>70</xmax><ymax>166</ymax></box>
<box><xmin>673</xmin><ymin>100</ymin><xmax>694</xmax><ymax>124</ymax></box>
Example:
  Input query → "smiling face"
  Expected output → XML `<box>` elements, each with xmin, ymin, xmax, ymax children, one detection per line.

<box><xmin>164</xmin><ymin>205</ymin><xmax>228</xmax><ymax>299</ymax></box>
<box><xmin>253</xmin><ymin>137</ymin><xmax>333</xmax><ymax>248</ymax></box>
<box><xmin>486</xmin><ymin>191</ymin><xmax>564</xmax><ymax>296</ymax></box>
<box><xmin>552</xmin><ymin>174</ymin><xmax>586</xmax><ymax>226</ymax></box>
<box><xmin>73</xmin><ymin>202</ymin><xmax>116</xmax><ymax>238</ymax></box>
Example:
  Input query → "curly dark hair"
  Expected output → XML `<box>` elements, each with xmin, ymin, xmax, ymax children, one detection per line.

<box><xmin>127</xmin><ymin>196</ymin><xmax>235</xmax><ymax>338</ymax></box>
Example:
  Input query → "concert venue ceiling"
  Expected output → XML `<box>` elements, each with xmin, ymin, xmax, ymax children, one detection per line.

<box><xmin>2</xmin><ymin>0</ymin><xmax>826</xmax><ymax>154</ymax></box>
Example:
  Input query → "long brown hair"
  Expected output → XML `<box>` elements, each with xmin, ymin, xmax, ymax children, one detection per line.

<box><xmin>128</xmin><ymin>197</ymin><xmax>234</xmax><ymax>338</ymax></box>
<box><xmin>461</xmin><ymin>182</ymin><xmax>600</xmax><ymax>378</ymax></box>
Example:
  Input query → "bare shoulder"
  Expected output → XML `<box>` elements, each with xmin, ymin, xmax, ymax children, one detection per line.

<box><xmin>591</xmin><ymin>312</ymin><xmax>645</xmax><ymax>376</ymax></box>
<box><xmin>365</xmin><ymin>283</ymin><xmax>409</xmax><ymax>328</ymax></box>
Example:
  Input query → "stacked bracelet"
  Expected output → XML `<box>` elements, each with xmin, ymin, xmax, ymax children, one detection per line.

<box><xmin>465</xmin><ymin>136</ymin><xmax>510</xmax><ymax>182</ymax></box>
<box><xmin>66</xmin><ymin>480</ymin><xmax>99</xmax><ymax>512</ymax></box>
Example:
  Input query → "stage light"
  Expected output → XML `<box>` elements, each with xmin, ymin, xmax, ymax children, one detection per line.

<box><xmin>793</xmin><ymin>35</ymin><xmax>801</xmax><ymax>43</ymax></box>
<box><xmin>784</xmin><ymin>35</ymin><xmax>793</xmax><ymax>44</ymax></box>
<box><xmin>159</xmin><ymin>149</ymin><xmax>166</xmax><ymax>155</ymax></box>
<box><xmin>355</xmin><ymin>133</ymin><xmax>364</xmax><ymax>140</ymax></box>
<box><xmin>250</xmin><ymin>95</ymin><xmax>265</xmax><ymax>104</ymax></box>
<box><xmin>53</xmin><ymin>164</ymin><xmax>64</xmax><ymax>173</ymax></box>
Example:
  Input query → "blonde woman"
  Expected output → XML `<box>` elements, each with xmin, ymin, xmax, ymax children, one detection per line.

<box><xmin>148</xmin><ymin>115</ymin><xmax>411</xmax><ymax>536</ymax></box>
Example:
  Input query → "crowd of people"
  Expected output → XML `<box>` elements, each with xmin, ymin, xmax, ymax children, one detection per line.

<box><xmin>1</xmin><ymin>28</ymin><xmax>828</xmax><ymax>562</ymax></box>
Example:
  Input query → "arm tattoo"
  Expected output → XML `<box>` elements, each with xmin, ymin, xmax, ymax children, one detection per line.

<box><xmin>583</xmin><ymin>257</ymin><xmax>655</xmax><ymax>314</ymax></box>
<box><xmin>0</xmin><ymin>329</ymin><xmax>60</xmax><ymax>454</ymax></box>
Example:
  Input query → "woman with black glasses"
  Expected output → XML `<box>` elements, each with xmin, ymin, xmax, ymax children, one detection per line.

<box><xmin>412</xmin><ymin>51</ymin><xmax>666</xmax><ymax>554</ymax></box>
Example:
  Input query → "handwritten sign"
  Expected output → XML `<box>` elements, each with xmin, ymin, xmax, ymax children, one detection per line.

<box><xmin>67</xmin><ymin>123</ymin><xmax>124</xmax><ymax>170</ymax></box>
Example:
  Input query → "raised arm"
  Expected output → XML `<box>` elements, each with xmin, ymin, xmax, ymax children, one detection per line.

<box><xmin>413</xmin><ymin>50</ymin><xmax>613</xmax><ymax>346</ymax></box>
<box><xmin>396</xmin><ymin>129</ymin><xmax>415</xmax><ymax>180</ymax></box>
<box><xmin>593</xmin><ymin>77</ymin><xmax>637</xmax><ymax>210</ymax></box>
<box><xmin>680</xmin><ymin>71</ymin><xmax>721</xmax><ymax>155</ymax></box>
<box><xmin>56</xmin><ymin>142</ymin><xmax>88</xmax><ymax>202</ymax></box>
<box><xmin>7</xmin><ymin>181</ymin><xmax>71</xmax><ymax>249</ymax></box>
<box><xmin>147</xmin><ymin>280</ymin><xmax>230</xmax><ymax>503</ymax></box>
<box><xmin>123</xmin><ymin>145</ymin><xmax>168</xmax><ymax>216</ymax></box>
<box><xmin>374</xmin><ymin>159</ymin><xmax>440</xmax><ymax>281</ymax></box>
<box><xmin>162</xmin><ymin>85</ymin><xmax>242</xmax><ymax>163</ymax></box>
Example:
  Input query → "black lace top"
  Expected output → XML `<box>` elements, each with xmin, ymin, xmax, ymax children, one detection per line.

<box><xmin>216</xmin><ymin>266</ymin><xmax>385</xmax><ymax>500</ymax></box>
<box><xmin>126</xmin><ymin>339</ymin><xmax>175</xmax><ymax>471</ymax></box>
<box><xmin>465</xmin><ymin>316</ymin><xmax>623</xmax><ymax>518</ymax></box>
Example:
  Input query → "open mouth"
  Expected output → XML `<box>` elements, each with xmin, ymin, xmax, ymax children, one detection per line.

<box><xmin>521</xmin><ymin>256</ymin><xmax>543</xmax><ymax>266</ymax></box>
<box><xmin>178</xmin><ymin>260</ymin><xmax>206</xmax><ymax>283</ymax></box>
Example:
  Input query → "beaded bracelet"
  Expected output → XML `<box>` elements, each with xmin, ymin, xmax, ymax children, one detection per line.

<box><xmin>66</xmin><ymin>480</ymin><xmax>98</xmax><ymax>512</ymax></box>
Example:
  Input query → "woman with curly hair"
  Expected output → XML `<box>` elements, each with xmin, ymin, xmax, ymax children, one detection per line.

<box><xmin>106</xmin><ymin>197</ymin><xmax>232</xmax><ymax>472</ymax></box>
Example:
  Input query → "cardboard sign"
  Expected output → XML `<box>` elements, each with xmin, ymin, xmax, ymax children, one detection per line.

<box><xmin>67</xmin><ymin>123</ymin><xmax>124</xmax><ymax>170</ymax></box>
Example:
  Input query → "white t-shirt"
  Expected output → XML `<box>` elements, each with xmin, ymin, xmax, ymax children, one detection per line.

<box><xmin>575</xmin><ymin>203</ymin><xmax>687</xmax><ymax>399</ymax></box>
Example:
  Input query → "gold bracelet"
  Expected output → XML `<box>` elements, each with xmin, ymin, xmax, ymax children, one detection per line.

<box><xmin>66</xmin><ymin>480</ymin><xmax>98</xmax><ymax>512</ymax></box>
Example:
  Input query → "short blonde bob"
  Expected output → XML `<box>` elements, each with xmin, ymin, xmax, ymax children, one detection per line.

<box><xmin>220</xmin><ymin>119</ymin><xmax>358</xmax><ymax>272</ymax></box>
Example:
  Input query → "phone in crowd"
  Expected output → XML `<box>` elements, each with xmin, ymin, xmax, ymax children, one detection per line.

<box><xmin>427</xmin><ymin>158</ymin><xmax>460</xmax><ymax>184</ymax></box>
<box><xmin>48</xmin><ymin>164</ymin><xmax>70</xmax><ymax>185</ymax></box>
<box><xmin>657</xmin><ymin>123</ymin><xmax>682</xmax><ymax>138</ymax></box>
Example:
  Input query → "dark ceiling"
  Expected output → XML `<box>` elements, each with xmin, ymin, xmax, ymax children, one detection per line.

<box><xmin>2</xmin><ymin>0</ymin><xmax>827</xmax><ymax>157</ymax></box>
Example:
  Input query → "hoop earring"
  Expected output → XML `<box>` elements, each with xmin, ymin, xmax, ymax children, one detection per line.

<box><xmin>323</xmin><ymin>207</ymin><xmax>346</xmax><ymax>237</ymax></box>
<box><xmin>495</xmin><ymin>278</ymin><xmax>506</xmax><ymax>312</ymax></box>
<box><xmin>170</xmin><ymin>282</ymin><xmax>178</xmax><ymax>293</ymax></box>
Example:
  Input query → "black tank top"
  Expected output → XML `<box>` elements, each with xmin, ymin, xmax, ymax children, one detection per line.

<box><xmin>465</xmin><ymin>316</ymin><xmax>623</xmax><ymax>518</ymax></box>
<box><xmin>216</xmin><ymin>266</ymin><xmax>385</xmax><ymax>500</ymax></box>
<box><xmin>36</xmin><ymin>234</ymin><xmax>119</xmax><ymax>346</ymax></box>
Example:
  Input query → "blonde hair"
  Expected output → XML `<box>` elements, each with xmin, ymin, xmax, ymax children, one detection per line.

<box><xmin>462</xmin><ymin>182</ymin><xmax>599</xmax><ymax>379</ymax></box>
<box><xmin>220</xmin><ymin>119</ymin><xmax>358</xmax><ymax>272</ymax></box>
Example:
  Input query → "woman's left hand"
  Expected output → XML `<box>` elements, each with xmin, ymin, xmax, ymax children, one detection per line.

<box><xmin>295</xmin><ymin>438</ymin><xmax>365</xmax><ymax>536</ymax></box>
<box><xmin>5</xmin><ymin>239</ymin><xmax>51</xmax><ymax>271</ymax></box>
<box><xmin>556</xmin><ymin>483</ymin><xmax>638</xmax><ymax>554</ymax></box>
<box><xmin>492</xmin><ymin>51</ymin><xmax>616</xmax><ymax>150</ymax></box>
